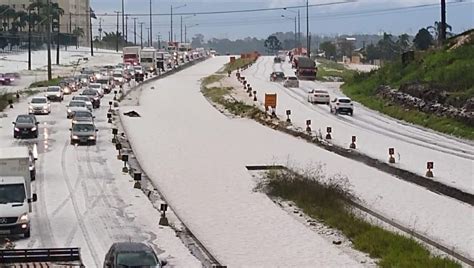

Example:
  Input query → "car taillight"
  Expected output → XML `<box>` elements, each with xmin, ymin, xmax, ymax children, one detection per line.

<box><xmin>336</xmin><ymin>103</ymin><xmax>340</xmax><ymax>105</ymax></box>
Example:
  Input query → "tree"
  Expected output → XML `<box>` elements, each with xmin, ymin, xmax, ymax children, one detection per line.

<box><xmin>413</xmin><ymin>28</ymin><xmax>433</xmax><ymax>50</ymax></box>
<box><xmin>427</xmin><ymin>21</ymin><xmax>452</xmax><ymax>43</ymax></box>
<box><xmin>319</xmin><ymin>41</ymin><xmax>336</xmax><ymax>59</ymax></box>
<box><xmin>264</xmin><ymin>35</ymin><xmax>282</xmax><ymax>54</ymax></box>
<box><xmin>72</xmin><ymin>27</ymin><xmax>84</xmax><ymax>48</ymax></box>
<box><xmin>377</xmin><ymin>33</ymin><xmax>398</xmax><ymax>61</ymax></box>
<box><xmin>397</xmin><ymin>34</ymin><xmax>411</xmax><ymax>53</ymax></box>
<box><xmin>338</xmin><ymin>39</ymin><xmax>355</xmax><ymax>58</ymax></box>
<box><xmin>365</xmin><ymin>43</ymin><xmax>380</xmax><ymax>61</ymax></box>
<box><xmin>191</xmin><ymin>33</ymin><xmax>204</xmax><ymax>48</ymax></box>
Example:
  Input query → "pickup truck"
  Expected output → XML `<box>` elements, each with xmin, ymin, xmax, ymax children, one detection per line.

<box><xmin>0</xmin><ymin>248</ymin><xmax>84</xmax><ymax>267</ymax></box>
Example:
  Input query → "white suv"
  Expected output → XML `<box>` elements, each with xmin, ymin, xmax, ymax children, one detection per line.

<box><xmin>330</xmin><ymin>97</ymin><xmax>354</xmax><ymax>116</ymax></box>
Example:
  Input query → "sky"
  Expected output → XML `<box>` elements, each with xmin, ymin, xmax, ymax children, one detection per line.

<box><xmin>89</xmin><ymin>0</ymin><xmax>474</xmax><ymax>42</ymax></box>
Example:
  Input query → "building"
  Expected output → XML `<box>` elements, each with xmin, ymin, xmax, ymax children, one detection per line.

<box><xmin>0</xmin><ymin>0</ymin><xmax>91</xmax><ymax>45</ymax></box>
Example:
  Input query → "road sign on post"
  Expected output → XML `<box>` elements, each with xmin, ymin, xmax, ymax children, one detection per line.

<box><xmin>264</xmin><ymin>94</ymin><xmax>277</xmax><ymax>111</ymax></box>
<box><xmin>388</xmin><ymin>148</ymin><xmax>395</xmax><ymax>163</ymax></box>
<box><xmin>426</xmin><ymin>161</ymin><xmax>434</xmax><ymax>177</ymax></box>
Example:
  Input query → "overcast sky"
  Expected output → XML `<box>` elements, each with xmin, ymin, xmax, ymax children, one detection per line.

<box><xmin>90</xmin><ymin>0</ymin><xmax>474</xmax><ymax>41</ymax></box>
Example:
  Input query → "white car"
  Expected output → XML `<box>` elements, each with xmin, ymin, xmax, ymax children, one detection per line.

<box><xmin>29</xmin><ymin>97</ymin><xmax>51</xmax><ymax>115</ymax></box>
<box><xmin>89</xmin><ymin>83</ymin><xmax>104</xmax><ymax>97</ymax></box>
<box><xmin>72</xmin><ymin>95</ymin><xmax>93</xmax><ymax>111</ymax></box>
<box><xmin>283</xmin><ymin>76</ymin><xmax>299</xmax><ymax>88</ymax></box>
<box><xmin>308</xmin><ymin>89</ymin><xmax>330</xmax><ymax>104</ymax></box>
<box><xmin>134</xmin><ymin>66</ymin><xmax>144</xmax><ymax>74</ymax></box>
<box><xmin>330</xmin><ymin>97</ymin><xmax>354</xmax><ymax>116</ymax></box>
<box><xmin>45</xmin><ymin>86</ymin><xmax>64</xmax><ymax>102</ymax></box>
<box><xmin>66</xmin><ymin>100</ymin><xmax>89</xmax><ymax>118</ymax></box>
<box><xmin>112</xmin><ymin>71</ymin><xmax>124</xmax><ymax>84</ymax></box>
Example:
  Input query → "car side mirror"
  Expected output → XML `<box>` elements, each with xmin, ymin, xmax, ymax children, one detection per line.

<box><xmin>95</xmin><ymin>129</ymin><xmax>98</xmax><ymax>132</ymax></box>
<box><xmin>12</xmin><ymin>122</ymin><xmax>15</xmax><ymax>125</ymax></box>
<box><xmin>160</xmin><ymin>260</ymin><xmax>167</xmax><ymax>266</ymax></box>
<box><xmin>93</xmin><ymin>116</ymin><xmax>96</xmax><ymax>119</ymax></box>
<box><xmin>69</xmin><ymin>128</ymin><xmax>72</xmax><ymax>131</ymax></box>
<box><xmin>31</xmin><ymin>193</ymin><xmax>37</xmax><ymax>202</ymax></box>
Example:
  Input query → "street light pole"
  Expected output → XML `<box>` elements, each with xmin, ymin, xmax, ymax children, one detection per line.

<box><xmin>56</xmin><ymin>17</ymin><xmax>60</xmax><ymax>64</ymax></box>
<box><xmin>46</xmin><ymin>0</ymin><xmax>52</xmax><ymax>80</ymax></box>
<box><xmin>114</xmin><ymin>11</ymin><xmax>120</xmax><ymax>52</ymax></box>
<box><xmin>306</xmin><ymin>0</ymin><xmax>310</xmax><ymax>58</ymax></box>
<box><xmin>133</xmin><ymin>18</ymin><xmax>137</xmax><ymax>45</ymax></box>
<box><xmin>170</xmin><ymin>4</ymin><xmax>186</xmax><ymax>43</ymax></box>
<box><xmin>139</xmin><ymin>22</ymin><xmax>144</xmax><ymax>48</ymax></box>
<box><xmin>28</xmin><ymin>8</ymin><xmax>31</xmax><ymax>70</ymax></box>
<box><xmin>149</xmin><ymin>0</ymin><xmax>152</xmax><ymax>47</ymax></box>
<box><xmin>440</xmin><ymin>0</ymin><xmax>446</xmax><ymax>43</ymax></box>
<box><xmin>125</xmin><ymin>14</ymin><xmax>129</xmax><ymax>42</ymax></box>
<box><xmin>185</xmin><ymin>24</ymin><xmax>198</xmax><ymax>43</ymax></box>
<box><xmin>298</xmin><ymin>9</ymin><xmax>301</xmax><ymax>48</ymax></box>
<box><xmin>180</xmin><ymin>16</ymin><xmax>183</xmax><ymax>43</ymax></box>
<box><xmin>89</xmin><ymin>8</ymin><xmax>94</xmax><ymax>56</ymax></box>
<box><xmin>122</xmin><ymin>0</ymin><xmax>125</xmax><ymax>44</ymax></box>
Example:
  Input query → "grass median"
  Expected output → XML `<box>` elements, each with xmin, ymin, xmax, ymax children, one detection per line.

<box><xmin>316</xmin><ymin>58</ymin><xmax>356</xmax><ymax>82</ymax></box>
<box><xmin>29</xmin><ymin>77</ymin><xmax>62</xmax><ymax>88</ymax></box>
<box><xmin>222</xmin><ymin>58</ymin><xmax>256</xmax><ymax>73</ymax></box>
<box><xmin>257</xmin><ymin>168</ymin><xmax>460</xmax><ymax>268</ymax></box>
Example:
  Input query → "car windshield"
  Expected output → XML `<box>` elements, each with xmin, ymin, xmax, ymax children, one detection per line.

<box><xmin>82</xmin><ymin>90</ymin><xmax>97</xmax><ymax>95</ymax></box>
<box><xmin>72</xmin><ymin>124</ymin><xmax>94</xmax><ymax>132</ymax></box>
<box><xmin>97</xmin><ymin>79</ymin><xmax>108</xmax><ymax>84</ymax></box>
<box><xmin>73</xmin><ymin>97</ymin><xmax>89</xmax><ymax>102</ymax></box>
<box><xmin>69</xmin><ymin>101</ymin><xmax>86</xmax><ymax>107</ymax></box>
<box><xmin>288</xmin><ymin>77</ymin><xmax>297</xmax><ymax>80</ymax></box>
<box><xmin>31</xmin><ymin>98</ymin><xmax>47</xmax><ymax>104</ymax></box>
<box><xmin>116</xmin><ymin>252</ymin><xmax>158</xmax><ymax>267</ymax></box>
<box><xmin>47</xmin><ymin>87</ymin><xmax>60</xmax><ymax>92</ymax></box>
<box><xmin>74</xmin><ymin>111</ymin><xmax>92</xmax><ymax>117</ymax></box>
<box><xmin>339</xmin><ymin>99</ymin><xmax>351</xmax><ymax>103</ymax></box>
<box><xmin>134</xmin><ymin>67</ymin><xmax>142</xmax><ymax>71</ymax></box>
<box><xmin>0</xmin><ymin>184</ymin><xmax>26</xmax><ymax>204</ymax></box>
<box><xmin>141</xmin><ymin>58</ymin><xmax>153</xmax><ymax>63</ymax></box>
<box><xmin>113</xmin><ymin>73</ymin><xmax>122</xmax><ymax>78</ymax></box>
<box><xmin>314</xmin><ymin>90</ymin><xmax>327</xmax><ymax>93</ymax></box>
<box><xmin>16</xmin><ymin>116</ymin><xmax>34</xmax><ymax>123</ymax></box>
<box><xmin>90</xmin><ymin>84</ymin><xmax>101</xmax><ymax>88</ymax></box>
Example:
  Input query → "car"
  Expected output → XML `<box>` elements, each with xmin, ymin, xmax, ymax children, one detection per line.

<box><xmin>0</xmin><ymin>73</ymin><xmax>13</xmax><ymax>85</ymax></box>
<box><xmin>112</xmin><ymin>71</ymin><xmax>124</xmax><ymax>85</ymax></box>
<box><xmin>78</xmin><ymin>74</ymin><xmax>90</xmax><ymax>86</ymax></box>
<box><xmin>70</xmin><ymin>122</ymin><xmax>98</xmax><ymax>145</ymax></box>
<box><xmin>308</xmin><ymin>89</ymin><xmax>330</xmax><ymax>104</ymax></box>
<box><xmin>28</xmin><ymin>97</ymin><xmax>51</xmax><ymax>115</ymax></box>
<box><xmin>71</xmin><ymin>110</ymin><xmax>94</xmax><ymax>127</ymax></box>
<box><xmin>81</xmin><ymin>89</ymin><xmax>101</xmax><ymax>108</ymax></box>
<box><xmin>270</xmin><ymin>71</ymin><xmax>285</xmax><ymax>82</ymax></box>
<box><xmin>283</xmin><ymin>76</ymin><xmax>299</xmax><ymax>88</ymax></box>
<box><xmin>96</xmin><ymin>76</ymin><xmax>113</xmax><ymax>94</ymax></box>
<box><xmin>72</xmin><ymin>95</ymin><xmax>93</xmax><ymax>111</ymax></box>
<box><xmin>89</xmin><ymin>83</ymin><xmax>104</xmax><ymax>97</ymax></box>
<box><xmin>103</xmin><ymin>242</ymin><xmax>167</xmax><ymax>268</ymax></box>
<box><xmin>274</xmin><ymin>56</ymin><xmax>282</xmax><ymax>63</ymax></box>
<box><xmin>66</xmin><ymin>100</ymin><xmax>88</xmax><ymax>118</ymax></box>
<box><xmin>330</xmin><ymin>97</ymin><xmax>354</xmax><ymax>115</ymax></box>
<box><xmin>13</xmin><ymin>114</ymin><xmax>39</xmax><ymax>139</ymax></box>
<box><xmin>45</xmin><ymin>86</ymin><xmax>64</xmax><ymax>101</ymax></box>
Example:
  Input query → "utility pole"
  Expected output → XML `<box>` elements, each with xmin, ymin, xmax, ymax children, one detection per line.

<box><xmin>157</xmin><ymin>34</ymin><xmax>161</xmax><ymax>49</ymax></box>
<box><xmin>114</xmin><ymin>11</ymin><xmax>120</xmax><ymax>52</ymax></box>
<box><xmin>149</xmin><ymin>0</ymin><xmax>153</xmax><ymax>47</ymax></box>
<box><xmin>440</xmin><ymin>0</ymin><xmax>446</xmax><ymax>43</ymax></box>
<box><xmin>89</xmin><ymin>8</ymin><xmax>94</xmax><ymax>56</ymax></box>
<box><xmin>125</xmin><ymin>15</ymin><xmax>129</xmax><ymax>43</ymax></box>
<box><xmin>133</xmin><ymin>18</ymin><xmax>137</xmax><ymax>45</ymax></box>
<box><xmin>170</xmin><ymin>5</ymin><xmax>173</xmax><ymax>43</ymax></box>
<box><xmin>122</xmin><ymin>0</ymin><xmax>125</xmax><ymax>44</ymax></box>
<box><xmin>146</xmin><ymin>27</ymin><xmax>150</xmax><ymax>46</ymax></box>
<box><xmin>28</xmin><ymin>7</ymin><xmax>31</xmax><ymax>70</ymax></box>
<box><xmin>56</xmin><ymin>17</ymin><xmax>60</xmax><ymax>65</ymax></box>
<box><xmin>180</xmin><ymin>16</ymin><xmax>183</xmax><ymax>43</ymax></box>
<box><xmin>46</xmin><ymin>0</ymin><xmax>52</xmax><ymax>80</ymax></box>
<box><xmin>139</xmin><ymin>22</ymin><xmax>144</xmax><ymax>48</ymax></box>
<box><xmin>306</xmin><ymin>0</ymin><xmax>310</xmax><ymax>58</ymax></box>
<box><xmin>298</xmin><ymin>9</ymin><xmax>301</xmax><ymax>49</ymax></box>
<box><xmin>99</xmin><ymin>18</ymin><xmax>103</xmax><ymax>40</ymax></box>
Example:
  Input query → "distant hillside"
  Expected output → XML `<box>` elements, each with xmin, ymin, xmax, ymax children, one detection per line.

<box><xmin>343</xmin><ymin>29</ymin><xmax>474</xmax><ymax>139</ymax></box>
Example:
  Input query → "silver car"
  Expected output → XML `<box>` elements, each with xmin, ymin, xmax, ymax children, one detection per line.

<box><xmin>70</xmin><ymin>122</ymin><xmax>98</xmax><ymax>145</ymax></box>
<box><xmin>28</xmin><ymin>97</ymin><xmax>51</xmax><ymax>115</ymax></box>
<box><xmin>283</xmin><ymin>76</ymin><xmax>299</xmax><ymax>88</ymax></box>
<box><xmin>45</xmin><ymin>86</ymin><xmax>64</xmax><ymax>101</ymax></box>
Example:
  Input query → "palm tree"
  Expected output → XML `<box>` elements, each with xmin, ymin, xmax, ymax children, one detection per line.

<box><xmin>72</xmin><ymin>27</ymin><xmax>84</xmax><ymax>48</ymax></box>
<box><xmin>0</xmin><ymin>5</ymin><xmax>15</xmax><ymax>31</ymax></box>
<box><xmin>14</xmin><ymin>11</ymin><xmax>28</xmax><ymax>31</ymax></box>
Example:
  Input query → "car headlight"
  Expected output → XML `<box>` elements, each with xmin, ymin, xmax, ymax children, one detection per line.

<box><xmin>72</xmin><ymin>135</ymin><xmax>79</xmax><ymax>139</ymax></box>
<box><xmin>14</xmin><ymin>127</ymin><xmax>20</xmax><ymax>131</ymax></box>
<box><xmin>31</xmin><ymin>127</ymin><xmax>37</xmax><ymax>131</ymax></box>
<box><xmin>67</xmin><ymin>109</ymin><xmax>72</xmax><ymax>113</ymax></box>
<box><xmin>43</xmin><ymin>105</ymin><xmax>49</xmax><ymax>109</ymax></box>
<box><xmin>29</xmin><ymin>106</ymin><xmax>33</xmax><ymax>110</ymax></box>
<box><xmin>88</xmin><ymin>136</ymin><xmax>96</xmax><ymax>140</ymax></box>
<box><xmin>19</xmin><ymin>213</ymin><xmax>29</xmax><ymax>223</ymax></box>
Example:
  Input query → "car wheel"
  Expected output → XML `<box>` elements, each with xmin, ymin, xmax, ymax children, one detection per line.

<box><xmin>350</xmin><ymin>110</ymin><xmax>354</xmax><ymax>116</ymax></box>
<box><xmin>24</xmin><ymin>229</ymin><xmax>31</xmax><ymax>238</ymax></box>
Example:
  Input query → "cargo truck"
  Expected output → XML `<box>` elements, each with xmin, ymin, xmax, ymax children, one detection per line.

<box><xmin>293</xmin><ymin>56</ymin><xmax>317</xmax><ymax>80</ymax></box>
<box><xmin>140</xmin><ymin>47</ymin><xmax>157</xmax><ymax>73</ymax></box>
<box><xmin>123</xmin><ymin>46</ymin><xmax>141</xmax><ymax>66</ymax></box>
<box><xmin>0</xmin><ymin>248</ymin><xmax>84</xmax><ymax>267</ymax></box>
<box><xmin>0</xmin><ymin>147</ymin><xmax>37</xmax><ymax>238</ymax></box>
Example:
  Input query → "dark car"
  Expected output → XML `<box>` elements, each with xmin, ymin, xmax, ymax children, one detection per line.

<box><xmin>81</xmin><ymin>89</ymin><xmax>101</xmax><ymax>108</ymax></box>
<box><xmin>274</xmin><ymin>56</ymin><xmax>282</xmax><ymax>63</ymax></box>
<box><xmin>270</xmin><ymin>71</ymin><xmax>285</xmax><ymax>82</ymax></box>
<box><xmin>13</xmin><ymin>114</ymin><xmax>39</xmax><ymax>139</ymax></box>
<box><xmin>96</xmin><ymin>77</ymin><xmax>113</xmax><ymax>94</ymax></box>
<box><xmin>0</xmin><ymin>73</ymin><xmax>13</xmax><ymax>85</ymax></box>
<box><xmin>70</xmin><ymin>122</ymin><xmax>98</xmax><ymax>145</ymax></box>
<box><xmin>104</xmin><ymin>242</ymin><xmax>166</xmax><ymax>268</ymax></box>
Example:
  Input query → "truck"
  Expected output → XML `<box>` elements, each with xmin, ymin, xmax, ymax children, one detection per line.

<box><xmin>0</xmin><ymin>248</ymin><xmax>84</xmax><ymax>267</ymax></box>
<box><xmin>0</xmin><ymin>147</ymin><xmax>37</xmax><ymax>238</ymax></box>
<box><xmin>140</xmin><ymin>47</ymin><xmax>157</xmax><ymax>73</ymax></box>
<box><xmin>293</xmin><ymin>56</ymin><xmax>317</xmax><ymax>80</ymax></box>
<box><xmin>123</xmin><ymin>46</ymin><xmax>141</xmax><ymax>66</ymax></box>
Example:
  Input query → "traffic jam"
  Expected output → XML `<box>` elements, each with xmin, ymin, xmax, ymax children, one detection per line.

<box><xmin>1</xmin><ymin>43</ymin><xmax>209</xmax><ymax>266</ymax></box>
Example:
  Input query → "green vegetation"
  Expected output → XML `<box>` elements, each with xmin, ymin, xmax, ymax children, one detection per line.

<box><xmin>258</xmin><ymin>168</ymin><xmax>460</xmax><ymax>268</ymax></box>
<box><xmin>201</xmin><ymin>74</ymin><xmax>261</xmax><ymax>118</ymax></box>
<box><xmin>342</xmin><ymin>35</ymin><xmax>474</xmax><ymax>140</ymax></box>
<box><xmin>29</xmin><ymin>77</ymin><xmax>63</xmax><ymax>88</ymax></box>
<box><xmin>316</xmin><ymin>58</ymin><xmax>356</xmax><ymax>82</ymax></box>
<box><xmin>223</xmin><ymin>58</ymin><xmax>256</xmax><ymax>73</ymax></box>
<box><xmin>0</xmin><ymin>90</ymin><xmax>36</xmax><ymax>111</ymax></box>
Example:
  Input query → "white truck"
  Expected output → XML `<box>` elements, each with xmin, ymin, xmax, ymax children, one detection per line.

<box><xmin>140</xmin><ymin>47</ymin><xmax>157</xmax><ymax>73</ymax></box>
<box><xmin>123</xmin><ymin>46</ymin><xmax>141</xmax><ymax>66</ymax></box>
<box><xmin>0</xmin><ymin>147</ymin><xmax>37</xmax><ymax>238</ymax></box>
